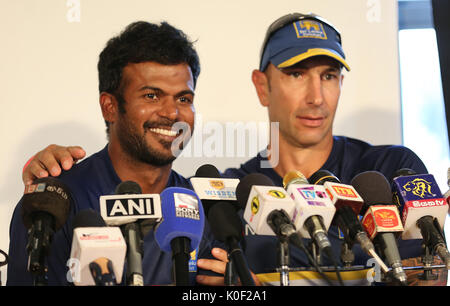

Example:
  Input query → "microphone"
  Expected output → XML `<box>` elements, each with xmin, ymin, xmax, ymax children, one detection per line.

<box><xmin>69</xmin><ymin>209</ymin><xmax>126</xmax><ymax>286</ymax></box>
<box><xmin>351</xmin><ymin>171</ymin><xmax>407</xmax><ymax>285</ymax></box>
<box><xmin>236</xmin><ymin>173</ymin><xmax>297</xmax><ymax>236</ymax></box>
<box><xmin>207</xmin><ymin>201</ymin><xmax>256</xmax><ymax>286</ymax></box>
<box><xmin>190</xmin><ymin>164</ymin><xmax>240</xmax><ymax>215</ymax></box>
<box><xmin>392</xmin><ymin>168</ymin><xmax>450</xmax><ymax>269</ymax></box>
<box><xmin>22</xmin><ymin>177</ymin><xmax>72</xmax><ymax>285</ymax></box>
<box><xmin>154</xmin><ymin>187</ymin><xmax>205</xmax><ymax>286</ymax></box>
<box><xmin>236</xmin><ymin>173</ymin><xmax>338</xmax><ymax>286</ymax></box>
<box><xmin>191</xmin><ymin>165</ymin><xmax>255</xmax><ymax>286</ymax></box>
<box><xmin>282</xmin><ymin>171</ymin><xmax>336</xmax><ymax>255</ymax></box>
<box><xmin>99</xmin><ymin>181</ymin><xmax>163</xmax><ymax>285</ymax></box>
<box><xmin>309</xmin><ymin>170</ymin><xmax>389</xmax><ymax>273</ymax></box>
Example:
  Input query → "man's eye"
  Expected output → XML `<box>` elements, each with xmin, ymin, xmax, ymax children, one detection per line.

<box><xmin>179</xmin><ymin>96</ymin><xmax>193</xmax><ymax>104</ymax></box>
<box><xmin>144</xmin><ymin>93</ymin><xmax>158</xmax><ymax>100</ymax></box>
<box><xmin>323</xmin><ymin>73</ymin><xmax>338</xmax><ymax>80</ymax></box>
<box><xmin>289</xmin><ymin>72</ymin><xmax>303</xmax><ymax>78</ymax></box>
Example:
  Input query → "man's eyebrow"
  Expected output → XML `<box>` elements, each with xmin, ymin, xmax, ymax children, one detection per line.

<box><xmin>138</xmin><ymin>86</ymin><xmax>163</xmax><ymax>93</ymax></box>
<box><xmin>175</xmin><ymin>90</ymin><xmax>195</xmax><ymax>98</ymax></box>
<box><xmin>138</xmin><ymin>86</ymin><xmax>194</xmax><ymax>97</ymax></box>
<box><xmin>323</xmin><ymin>66</ymin><xmax>341</xmax><ymax>73</ymax></box>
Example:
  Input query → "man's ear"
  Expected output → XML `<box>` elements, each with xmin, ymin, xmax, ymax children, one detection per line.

<box><xmin>99</xmin><ymin>92</ymin><xmax>117</xmax><ymax>124</ymax></box>
<box><xmin>251</xmin><ymin>69</ymin><xmax>270</xmax><ymax>107</ymax></box>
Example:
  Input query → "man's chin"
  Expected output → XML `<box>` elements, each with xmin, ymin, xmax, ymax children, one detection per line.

<box><xmin>141</xmin><ymin>153</ymin><xmax>176</xmax><ymax>167</ymax></box>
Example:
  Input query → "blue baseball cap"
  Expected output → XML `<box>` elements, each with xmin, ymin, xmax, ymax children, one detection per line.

<box><xmin>259</xmin><ymin>13</ymin><xmax>350</xmax><ymax>72</ymax></box>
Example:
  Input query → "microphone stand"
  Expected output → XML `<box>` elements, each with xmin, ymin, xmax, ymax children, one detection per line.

<box><xmin>340</xmin><ymin>241</ymin><xmax>355</xmax><ymax>267</ymax></box>
<box><xmin>277</xmin><ymin>238</ymin><xmax>290</xmax><ymax>286</ymax></box>
<box><xmin>226</xmin><ymin>237</ymin><xmax>255</xmax><ymax>286</ymax></box>
<box><xmin>419</xmin><ymin>244</ymin><xmax>438</xmax><ymax>281</ymax></box>
<box><xmin>27</xmin><ymin>212</ymin><xmax>54</xmax><ymax>286</ymax></box>
<box><xmin>171</xmin><ymin>237</ymin><xmax>191</xmax><ymax>286</ymax></box>
<box><xmin>224</xmin><ymin>257</ymin><xmax>239</xmax><ymax>286</ymax></box>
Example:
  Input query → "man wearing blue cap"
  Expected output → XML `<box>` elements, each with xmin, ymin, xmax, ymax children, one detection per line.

<box><xmin>196</xmin><ymin>13</ymin><xmax>426</xmax><ymax>286</ymax></box>
<box><xmin>20</xmin><ymin>13</ymin><xmax>427</xmax><ymax>286</ymax></box>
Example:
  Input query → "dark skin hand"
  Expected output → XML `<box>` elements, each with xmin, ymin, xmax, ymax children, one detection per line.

<box><xmin>22</xmin><ymin>144</ymin><xmax>86</xmax><ymax>185</ymax></box>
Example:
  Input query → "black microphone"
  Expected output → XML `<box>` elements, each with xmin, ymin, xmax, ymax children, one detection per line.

<box><xmin>351</xmin><ymin>171</ymin><xmax>407</xmax><ymax>285</ymax></box>
<box><xmin>191</xmin><ymin>164</ymin><xmax>240</xmax><ymax>215</ymax></box>
<box><xmin>114</xmin><ymin>181</ymin><xmax>145</xmax><ymax>286</ymax></box>
<box><xmin>192</xmin><ymin>164</ymin><xmax>255</xmax><ymax>286</ymax></box>
<box><xmin>207</xmin><ymin>202</ymin><xmax>255</xmax><ymax>286</ymax></box>
<box><xmin>22</xmin><ymin>177</ymin><xmax>72</xmax><ymax>286</ymax></box>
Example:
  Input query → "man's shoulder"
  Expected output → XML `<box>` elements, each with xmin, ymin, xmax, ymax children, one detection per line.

<box><xmin>332</xmin><ymin>136</ymin><xmax>427</xmax><ymax>182</ymax></box>
<box><xmin>222</xmin><ymin>155</ymin><xmax>262</xmax><ymax>179</ymax></box>
<box><xmin>336</xmin><ymin>136</ymin><xmax>423</xmax><ymax>164</ymax></box>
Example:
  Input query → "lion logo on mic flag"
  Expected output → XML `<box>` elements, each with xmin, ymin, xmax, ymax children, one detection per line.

<box><xmin>403</xmin><ymin>178</ymin><xmax>436</xmax><ymax>198</ymax></box>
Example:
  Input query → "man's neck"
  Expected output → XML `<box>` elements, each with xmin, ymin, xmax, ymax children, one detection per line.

<box><xmin>108</xmin><ymin>142</ymin><xmax>172</xmax><ymax>194</ymax></box>
<box><xmin>268</xmin><ymin>135</ymin><xmax>333</xmax><ymax>180</ymax></box>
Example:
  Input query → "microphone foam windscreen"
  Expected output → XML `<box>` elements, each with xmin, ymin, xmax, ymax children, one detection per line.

<box><xmin>154</xmin><ymin>187</ymin><xmax>205</xmax><ymax>253</ymax></box>
<box><xmin>309</xmin><ymin>169</ymin><xmax>340</xmax><ymax>185</ymax></box>
<box><xmin>235</xmin><ymin>173</ymin><xmax>274</xmax><ymax>209</ymax></box>
<box><xmin>22</xmin><ymin>177</ymin><xmax>72</xmax><ymax>231</ymax></box>
<box><xmin>195</xmin><ymin>164</ymin><xmax>221</xmax><ymax>178</ymax></box>
<box><xmin>115</xmin><ymin>181</ymin><xmax>142</xmax><ymax>195</ymax></box>
<box><xmin>351</xmin><ymin>171</ymin><xmax>392</xmax><ymax>213</ymax></box>
<box><xmin>72</xmin><ymin>209</ymin><xmax>106</xmax><ymax>229</ymax></box>
<box><xmin>207</xmin><ymin>201</ymin><xmax>243</xmax><ymax>242</ymax></box>
<box><xmin>392</xmin><ymin>168</ymin><xmax>417</xmax><ymax>180</ymax></box>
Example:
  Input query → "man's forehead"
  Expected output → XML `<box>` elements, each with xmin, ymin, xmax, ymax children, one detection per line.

<box><xmin>122</xmin><ymin>61</ymin><xmax>194</xmax><ymax>88</ymax></box>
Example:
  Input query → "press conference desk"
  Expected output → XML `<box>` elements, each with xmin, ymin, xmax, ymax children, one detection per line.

<box><xmin>403</xmin><ymin>256</ymin><xmax>448</xmax><ymax>286</ymax></box>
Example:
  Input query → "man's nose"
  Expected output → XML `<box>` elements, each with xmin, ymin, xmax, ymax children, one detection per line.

<box><xmin>157</xmin><ymin>97</ymin><xmax>179</xmax><ymax>121</ymax></box>
<box><xmin>305</xmin><ymin>76</ymin><xmax>324</xmax><ymax>106</ymax></box>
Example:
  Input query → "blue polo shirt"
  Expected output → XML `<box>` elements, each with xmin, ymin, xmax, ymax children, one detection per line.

<box><xmin>7</xmin><ymin>145</ymin><xmax>217</xmax><ymax>286</ymax></box>
<box><xmin>223</xmin><ymin>136</ymin><xmax>428</xmax><ymax>285</ymax></box>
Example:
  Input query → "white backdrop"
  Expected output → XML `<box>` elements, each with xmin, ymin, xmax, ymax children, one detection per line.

<box><xmin>0</xmin><ymin>0</ymin><xmax>407</xmax><ymax>284</ymax></box>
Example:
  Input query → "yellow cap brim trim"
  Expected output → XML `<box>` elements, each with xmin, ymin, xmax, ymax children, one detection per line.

<box><xmin>277</xmin><ymin>48</ymin><xmax>350</xmax><ymax>71</ymax></box>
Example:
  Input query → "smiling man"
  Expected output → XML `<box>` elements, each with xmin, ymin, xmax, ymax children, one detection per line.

<box><xmin>7</xmin><ymin>21</ymin><xmax>218</xmax><ymax>286</ymax></box>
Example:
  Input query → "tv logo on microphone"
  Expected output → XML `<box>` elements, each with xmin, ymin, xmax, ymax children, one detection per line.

<box><xmin>105</xmin><ymin>198</ymin><xmax>156</xmax><ymax>217</ymax></box>
<box><xmin>402</xmin><ymin>178</ymin><xmax>436</xmax><ymax>198</ymax></box>
<box><xmin>174</xmin><ymin>193</ymin><xmax>201</xmax><ymax>220</ymax></box>
<box><xmin>296</xmin><ymin>186</ymin><xmax>328</xmax><ymax>206</ymax></box>
<box><xmin>100</xmin><ymin>194</ymin><xmax>162</xmax><ymax>224</ymax></box>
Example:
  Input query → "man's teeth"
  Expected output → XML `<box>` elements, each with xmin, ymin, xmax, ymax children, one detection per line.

<box><xmin>150</xmin><ymin>128</ymin><xmax>178</xmax><ymax>137</ymax></box>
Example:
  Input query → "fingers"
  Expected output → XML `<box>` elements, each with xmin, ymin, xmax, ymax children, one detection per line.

<box><xmin>22</xmin><ymin>159</ymin><xmax>49</xmax><ymax>185</ymax></box>
<box><xmin>211</xmin><ymin>247</ymin><xmax>229</xmax><ymax>263</ymax></box>
<box><xmin>197</xmin><ymin>248</ymin><xmax>228</xmax><ymax>275</ymax></box>
<box><xmin>57</xmin><ymin>146</ymin><xmax>86</xmax><ymax>170</ymax></box>
<box><xmin>196</xmin><ymin>248</ymin><xmax>229</xmax><ymax>286</ymax></box>
<box><xmin>67</xmin><ymin>146</ymin><xmax>86</xmax><ymax>160</ymax></box>
<box><xmin>196</xmin><ymin>275</ymin><xmax>225</xmax><ymax>286</ymax></box>
<box><xmin>22</xmin><ymin>144</ymin><xmax>86</xmax><ymax>185</ymax></box>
